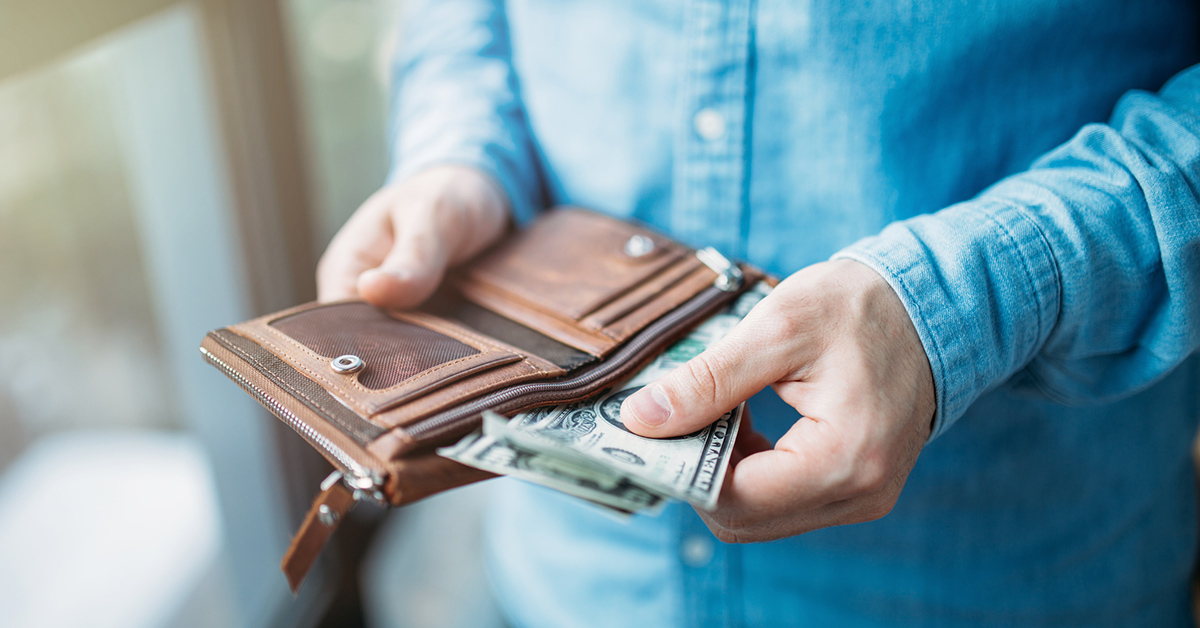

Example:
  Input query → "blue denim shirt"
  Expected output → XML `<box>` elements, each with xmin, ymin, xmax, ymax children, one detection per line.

<box><xmin>389</xmin><ymin>1</ymin><xmax>1200</xmax><ymax>626</ymax></box>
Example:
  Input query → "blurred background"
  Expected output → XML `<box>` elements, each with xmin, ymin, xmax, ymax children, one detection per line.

<box><xmin>0</xmin><ymin>1</ymin><xmax>503</xmax><ymax>626</ymax></box>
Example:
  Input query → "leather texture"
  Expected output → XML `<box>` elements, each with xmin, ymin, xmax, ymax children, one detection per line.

<box><xmin>280</xmin><ymin>478</ymin><xmax>356</xmax><ymax>594</ymax></box>
<box><xmin>200</xmin><ymin>207</ymin><xmax>764</xmax><ymax>590</ymax></box>
<box><xmin>457</xmin><ymin>210</ymin><xmax>712</xmax><ymax>356</ymax></box>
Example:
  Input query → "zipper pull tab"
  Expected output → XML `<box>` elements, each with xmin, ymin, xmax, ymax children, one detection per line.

<box><xmin>697</xmin><ymin>247</ymin><xmax>744</xmax><ymax>292</ymax></box>
<box><xmin>281</xmin><ymin>470</ymin><xmax>358</xmax><ymax>594</ymax></box>
<box><xmin>345</xmin><ymin>470</ymin><xmax>387</xmax><ymax>505</ymax></box>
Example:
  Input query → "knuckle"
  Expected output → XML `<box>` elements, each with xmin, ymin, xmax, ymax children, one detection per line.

<box><xmin>824</xmin><ymin>430</ymin><xmax>893</xmax><ymax>499</ymax></box>
<box><xmin>856</xmin><ymin>496</ymin><xmax>897</xmax><ymax>523</ymax></box>
<box><xmin>756</xmin><ymin>301</ymin><xmax>805</xmax><ymax>342</ymax></box>
<box><xmin>711</xmin><ymin>526</ymin><xmax>745</xmax><ymax>544</ymax></box>
<box><xmin>679</xmin><ymin>355</ymin><xmax>723</xmax><ymax>407</ymax></box>
<box><xmin>705</xmin><ymin>508</ymin><xmax>738</xmax><ymax>531</ymax></box>
<box><xmin>850</xmin><ymin>459</ymin><xmax>891</xmax><ymax>496</ymax></box>
<box><xmin>393</xmin><ymin>230</ymin><xmax>446</xmax><ymax>270</ymax></box>
<box><xmin>705</xmin><ymin>510</ymin><xmax>753</xmax><ymax>544</ymax></box>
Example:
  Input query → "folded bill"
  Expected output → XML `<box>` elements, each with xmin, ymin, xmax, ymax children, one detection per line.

<box><xmin>438</xmin><ymin>281</ymin><xmax>772</xmax><ymax>515</ymax></box>
<box><xmin>438</xmin><ymin>428</ymin><xmax>664</xmax><ymax>515</ymax></box>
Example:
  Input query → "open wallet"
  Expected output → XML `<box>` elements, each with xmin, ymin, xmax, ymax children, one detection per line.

<box><xmin>199</xmin><ymin>207</ymin><xmax>765</xmax><ymax>591</ymax></box>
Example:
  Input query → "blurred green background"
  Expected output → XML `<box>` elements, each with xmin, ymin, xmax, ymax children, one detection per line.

<box><xmin>0</xmin><ymin>2</ymin><xmax>503</xmax><ymax>627</ymax></box>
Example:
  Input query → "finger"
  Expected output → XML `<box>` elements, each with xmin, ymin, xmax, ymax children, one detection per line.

<box><xmin>733</xmin><ymin>428</ymin><xmax>772</xmax><ymax>462</ymax></box>
<box><xmin>316</xmin><ymin>193</ymin><xmax>396</xmax><ymax>302</ymax></box>
<box><xmin>709</xmin><ymin>409</ymin><xmax>911</xmax><ymax>530</ymax></box>
<box><xmin>317</xmin><ymin>167</ymin><xmax>510</xmax><ymax>307</ymax></box>
<box><xmin>620</xmin><ymin>303</ymin><xmax>802</xmax><ymax>438</ymax></box>
<box><xmin>730</xmin><ymin>410</ymin><xmax>772</xmax><ymax>467</ymax></box>
<box><xmin>358</xmin><ymin>215</ymin><xmax>452</xmax><ymax>309</ymax></box>
<box><xmin>715</xmin><ymin>417</ymin><xmax>844</xmax><ymax>519</ymax></box>
<box><xmin>700</xmin><ymin>428</ymin><xmax>905</xmax><ymax>543</ymax></box>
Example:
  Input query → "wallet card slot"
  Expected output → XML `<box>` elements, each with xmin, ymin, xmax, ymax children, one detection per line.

<box><xmin>453</xmin><ymin>283</ymin><xmax>619</xmax><ymax>356</ymax></box>
<box><xmin>461</xmin><ymin>209</ymin><xmax>686</xmax><ymax>321</ymax></box>
<box><xmin>599</xmin><ymin>265</ymin><xmax>723</xmax><ymax>342</ymax></box>
<box><xmin>248</xmin><ymin>302</ymin><xmax>538</xmax><ymax>417</ymax></box>
<box><xmin>370</xmin><ymin>358</ymin><xmax>556</xmax><ymax>435</ymax></box>
<box><xmin>580</xmin><ymin>256</ymin><xmax>705</xmax><ymax>330</ymax></box>
<box><xmin>454</xmin><ymin>209</ymin><xmax>708</xmax><ymax>356</ymax></box>
<box><xmin>271</xmin><ymin>303</ymin><xmax>484</xmax><ymax>391</ymax></box>
<box><xmin>368</xmin><ymin>350</ymin><xmax>524</xmax><ymax>410</ymax></box>
<box><xmin>425</xmin><ymin>294</ymin><xmax>597</xmax><ymax>371</ymax></box>
<box><xmin>402</xmin><ymin>282</ymin><xmax>745</xmax><ymax>446</ymax></box>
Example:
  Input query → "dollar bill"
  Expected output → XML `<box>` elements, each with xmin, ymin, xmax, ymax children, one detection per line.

<box><xmin>438</xmin><ymin>428</ymin><xmax>665</xmax><ymax>515</ymax></box>
<box><xmin>500</xmin><ymin>396</ymin><xmax>743</xmax><ymax>511</ymax></box>
<box><xmin>440</xmin><ymin>280</ymin><xmax>772</xmax><ymax>513</ymax></box>
<box><xmin>498</xmin><ymin>281</ymin><xmax>771</xmax><ymax>511</ymax></box>
<box><xmin>483</xmin><ymin>407</ymin><xmax>617</xmax><ymax>477</ymax></box>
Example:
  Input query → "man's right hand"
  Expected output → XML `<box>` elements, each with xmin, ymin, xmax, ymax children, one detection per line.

<box><xmin>317</xmin><ymin>165</ymin><xmax>511</xmax><ymax>308</ymax></box>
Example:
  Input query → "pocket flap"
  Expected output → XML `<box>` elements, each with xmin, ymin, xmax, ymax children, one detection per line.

<box><xmin>456</xmin><ymin>209</ymin><xmax>716</xmax><ymax>356</ymax></box>
<box><xmin>233</xmin><ymin>302</ymin><xmax>538</xmax><ymax>416</ymax></box>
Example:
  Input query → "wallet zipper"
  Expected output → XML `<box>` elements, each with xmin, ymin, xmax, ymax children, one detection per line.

<box><xmin>202</xmin><ymin>251</ymin><xmax>745</xmax><ymax>499</ymax></box>
<box><xmin>200</xmin><ymin>345</ymin><xmax>385</xmax><ymax>495</ymax></box>
<box><xmin>406</xmin><ymin>280</ymin><xmax>741</xmax><ymax>443</ymax></box>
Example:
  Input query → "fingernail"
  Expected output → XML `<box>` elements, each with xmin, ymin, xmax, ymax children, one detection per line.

<box><xmin>625</xmin><ymin>385</ymin><xmax>672</xmax><ymax>428</ymax></box>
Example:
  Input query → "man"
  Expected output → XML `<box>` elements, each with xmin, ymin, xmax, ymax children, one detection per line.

<box><xmin>318</xmin><ymin>1</ymin><xmax>1200</xmax><ymax>626</ymax></box>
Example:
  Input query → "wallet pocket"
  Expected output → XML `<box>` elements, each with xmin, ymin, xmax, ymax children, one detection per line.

<box><xmin>234</xmin><ymin>302</ymin><xmax>531</xmax><ymax>416</ymax></box>
<box><xmin>200</xmin><ymin>206</ymin><xmax>765</xmax><ymax>594</ymax></box>
<box><xmin>456</xmin><ymin>209</ymin><xmax>715</xmax><ymax>356</ymax></box>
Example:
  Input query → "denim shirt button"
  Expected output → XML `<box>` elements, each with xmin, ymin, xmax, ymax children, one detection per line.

<box><xmin>681</xmin><ymin>534</ymin><xmax>715</xmax><ymax>568</ymax></box>
<box><xmin>693</xmin><ymin>108</ymin><xmax>726</xmax><ymax>141</ymax></box>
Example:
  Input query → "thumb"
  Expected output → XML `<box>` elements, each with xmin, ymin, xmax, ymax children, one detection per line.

<box><xmin>621</xmin><ymin>322</ymin><xmax>790</xmax><ymax>438</ymax></box>
<box><xmin>357</xmin><ymin>225</ymin><xmax>451</xmax><ymax>310</ymax></box>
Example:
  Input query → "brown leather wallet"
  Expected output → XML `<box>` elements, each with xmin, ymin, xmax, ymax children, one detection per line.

<box><xmin>200</xmin><ymin>207</ymin><xmax>762</xmax><ymax>591</ymax></box>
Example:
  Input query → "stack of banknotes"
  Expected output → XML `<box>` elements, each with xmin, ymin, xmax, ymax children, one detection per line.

<box><xmin>439</xmin><ymin>281</ymin><xmax>772</xmax><ymax>516</ymax></box>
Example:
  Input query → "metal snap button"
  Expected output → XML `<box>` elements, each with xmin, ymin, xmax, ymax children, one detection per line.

<box><xmin>624</xmin><ymin>234</ymin><xmax>656</xmax><ymax>258</ymax></box>
<box><xmin>317</xmin><ymin>504</ymin><xmax>339</xmax><ymax>527</ymax></box>
<box><xmin>331</xmin><ymin>354</ymin><xmax>364</xmax><ymax>374</ymax></box>
<box><xmin>693</xmin><ymin>107</ymin><xmax>726</xmax><ymax>141</ymax></box>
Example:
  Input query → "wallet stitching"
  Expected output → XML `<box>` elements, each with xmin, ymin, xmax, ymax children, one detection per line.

<box><xmin>217</xmin><ymin>331</ymin><xmax>381</xmax><ymax>442</ymax></box>
<box><xmin>365</xmin><ymin>353</ymin><xmax>508</xmax><ymax>397</ymax></box>
<box><xmin>257</xmin><ymin>312</ymin><xmax>518</xmax><ymax>387</ymax></box>
<box><xmin>469</xmin><ymin>241</ymin><xmax>681</xmax><ymax>321</ymax></box>
<box><xmin>381</xmin><ymin>358</ymin><xmax>550</xmax><ymax>431</ymax></box>
<box><xmin>456</xmin><ymin>281</ymin><xmax>619</xmax><ymax>353</ymax></box>
<box><xmin>250</xmin><ymin>355</ymin><xmax>366</xmax><ymax>439</ymax></box>
<box><xmin>465</xmin><ymin>274</ymin><xmax>644</xmax><ymax>331</ymax></box>
<box><xmin>394</xmin><ymin>299</ymin><xmax>574</xmax><ymax>375</ymax></box>
<box><xmin>581</xmin><ymin>257</ymin><xmax>705</xmax><ymax>331</ymax></box>
<box><xmin>243</xmin><ymin>329</ymin><xmax>374</xmax><ymax>414</ymax></box>
<box><xmin>600</xmin><ymin>268</ymin><xmax>717</xmax><ymax>341</ymax></box>
<box><xmin>388</xmin><ymin>310</ymin><xmax>514</xmax><ymax>354</ymax></box>
<box><xmin>246</xmin><ymin>327</ymin><xmax>527</xmax><ymax>407</ymax></box>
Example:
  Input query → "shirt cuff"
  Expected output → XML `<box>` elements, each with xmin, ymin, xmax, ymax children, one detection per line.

<box><xmin>832</xmin><ymin>199</ymin><xmax>1061</xmax><ymax>441</ymax></box>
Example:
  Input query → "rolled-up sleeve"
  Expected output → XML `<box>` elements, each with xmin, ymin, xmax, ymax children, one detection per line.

<box><xmin>388</xmin><ymin>0</ymin><xmax>543</xmax><ymax>223</ymax></box>
<box><xmin>836</xmin><ymin>64</ymin><xmax>1200</xmax><ymax>440</ymax></box>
